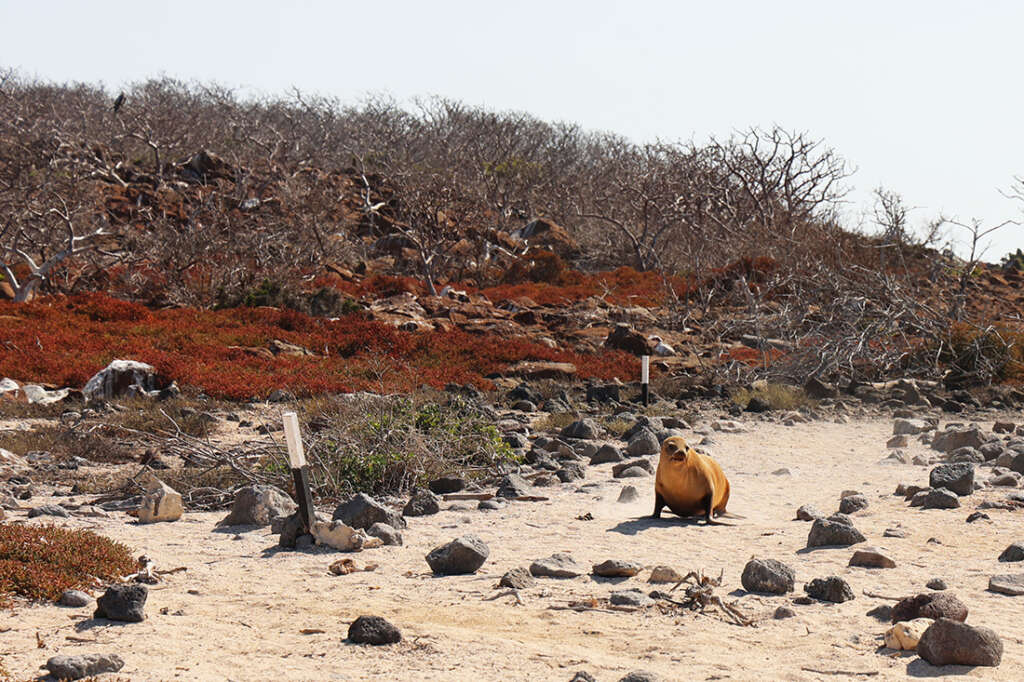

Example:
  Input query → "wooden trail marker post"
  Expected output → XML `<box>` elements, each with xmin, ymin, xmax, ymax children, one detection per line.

<box><xmin>641</xmin><ymin>355</ymin><xmax>650</xmax><ymax>406</ymax></box>
<box><xmin>283</xmin><ymin>412</ymin><xmax>316</xmax><ymax>533</ymax></box>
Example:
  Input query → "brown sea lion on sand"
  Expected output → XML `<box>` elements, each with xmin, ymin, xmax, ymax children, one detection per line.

<box><xmin>653</xmin><ymin>436</ymin><xmax>734</xmax><ymax>524</ymax></box>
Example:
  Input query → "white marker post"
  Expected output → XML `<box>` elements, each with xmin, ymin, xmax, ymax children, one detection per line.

<box><xmin>641</xmin><ymin>355</ymin><xmax>650</xmax><ymax>406</ymax></box>
<box><xmin>283</xmin><ymin>412</ymin><xmax>316</xmax><ymax>533</ymax></box>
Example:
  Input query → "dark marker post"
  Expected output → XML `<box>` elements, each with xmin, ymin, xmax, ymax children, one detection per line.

<box><xmin>283</xmin><ymin>412</ymin><xmax>316</xmax><ymax>533</ymax></box>
<box><xmin>641</xmin><ymin>355</ymin><xmax>650</xmax><ymax>406</ymax></box>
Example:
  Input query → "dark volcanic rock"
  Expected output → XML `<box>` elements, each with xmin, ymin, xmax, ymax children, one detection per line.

<box><xmin>403</xmin><ymin>489</ymin><xmax>441</xmax><ymax>517</ymax></box>
<box><xmin>988</xmin><ymin>573</ymin><xmax>1024</xmax><ymax>596</ymax></box>
<box><xmin>921</xmin><ymin>488</ymin><xmax>961</xmax><ymax>509</ymax></box>
<box><xmin>94</xmin><ymin>585</ymin><xmax>147</xmax><ymax>622</ymax></box>
<box><xmin>561</xmin><ymin>419</ymin><xmax>601</xmax><ymax>441</ymax></box>
<box><xmin>333</xmin><ymin>493</ymin><xmax>406</xmax><ymax>530</ymax></box>
<box><xmin>804</xmin><ymin>576</ymin><xmax>854</xmax><ymax>603</ymax></box>
<box><xmin>28</xmin><ymin>504</ymin><xmax>69</xmax><ymax>518</ymax></box>
<box><xmin>612</xmin><ymin>458</ymin><xmax>654</xmax><ymax>477</ymax></box>
<box><xmin>348</xmin><ymin>615</ymin><xmax>402</xmax><ymax>645</ymax></box>
<box><xmin>795</xmin><ymin>504</ymin><xmax>825</xmax><ymax>521</ymax></box>
<box><xmin>917</xmin><ymin>618</ymin><xmax>1003</xmax><ymax>667</ymax></box>
<box><xmin>496</xmin><ymin>473</ymin><xmax>533</xmax><ymax>498</ymax></box>
<box><xmin>998</xmin><ymin>542</ymin><xmax>1024</xmax><ymax>562</ymax></box>
<box><xmin>929</xmin><ymin>462</ymin><xmax>975</xmax><ymax>496</ymax></box>
<box><xmin>366</xmin><ymin>522</ymin><xmax>403</xmax><ymax>546</ymax></box>
<box><xmin>741</xmin><ymin>558</ymin><xmax>795</xmax><ymax>594</ymax></box>
<box><xmin>806</xmin><ymin>518</ymin><xmax>866</xmax><ymax>547</ymax></box>
<box><xmin>838</xmin><ymin>494</ymin><xmax>869</xmax><ymax>514</ymax></box>
<box><xmin>590</xmin><ymin>444</ymin><xmax>625</xmax><ymax>465</ymax></box>
<box><xmin>592</xmin><ymin>559</ymin><xmax>643</xmax><ymax>578</ymax></box>
<box><xmin>218</xmin><ymin>485</ymin><xmax>296</xmax><ymax>527</ymax></box>
<box><xmin>425</xmin><ymin>535</ymin><xmax>489</xmax><ymax>575</ymax></box>
<box><xmin>58</xmin><ymin>590</ymin><xmax>92</xmax><ymax>607</ymax></box>
<box><xmin>530</xmin><ymin>552</ymin><xmax>582</xmax><ymax>578</ymax></box>
<box><xmin>891</xmin><ymin>592</ymin><xmax>968</xmax><ymax>623</ymax></box>
<box><xmin>848</xmin><ymin>547</ymin><xmax>897</xmax><ymax>568</ymax></box>
<box><xmin>428</xmin><ymin>475</ymin><xmax>466</xmax><ymax>494</ymax></box>
<box><xmin>499</xmin><ymin>567</ymin><xmax>536</xmax><ymax>589</ymax></box>
<box><xmin>556</xmin><ymin>462</ymin><xmax>586</xmax><ymax>483</ymax></box>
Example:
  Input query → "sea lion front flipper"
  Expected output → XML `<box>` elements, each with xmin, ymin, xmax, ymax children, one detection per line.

<box><xmin>703</xmin><ymin>490</ymin><xmax>714</xmax><ymax>525</ymax></box>
<box><xmin>652</xmin><ymin>492</ymin><xmax>666</xmax><ymax>519</ymax></box>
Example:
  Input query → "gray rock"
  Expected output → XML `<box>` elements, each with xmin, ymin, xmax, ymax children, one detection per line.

<box><xmin>615</xmin><ymin>466</ymin><xmax>650</xmax><ymax>478</ymax></box>
<box><xmin>218</xmin><ymin>485</ymin><xmax>296</xmax><ymax>527</ymax></box>
<box><xmin>590</xmin><ymin>444</ymin><xmax>625</xmax><ymax>464</ymax></box>
<box><xmin>930</xmin><ymin>462</ymin><xmax>975</xmax><ymax>496</ymax></box>
<box><xmin>366</xmin><ymin>522</ymin><xmax>403</xmax><ymax>546</ymax></box>
<box><xmin>804</xmin><ymin>576</ymin><xmax>854</xmax><ymax>603</ymax></box>
<box><xmin>332</xmin><ymin>493</ymin><xmax>406</xmax><ymax>530</ymax></box>
<box><xmin>428</xmin><ymin>476</ymin><xmax>465</xmax><ymax>494</ymax></box>
<box><xmin>894</xmin><ymin>418</ymin><xmax>929</xmax><ymax>435</ymax></box>
<box><xmin>403</xmin><ymin>489</ymin><xmax>441</xmax><ymax>517</ymax></box>
<box><xmin>981</xmin><ymin>442</ymin><xmax>1007</xmax><ymax>461</ymax></box>
<box><xmin>496</xmin><ymin>473</ymin><xmax>533</xmax><ymax>498</ymax></box>
<box><xmin>556</xmin><ymin>462</ymin><xmax>586</xmax><ymax>483</ymax></box>
<box><xmin>892</xmin><ymin>592</ymin><xmax>968</xmax><ymax>623</ymax></box>
<box><xmin>917</xmin><ymin>618</ymin><xmax>1003</xmax><ymax>667</ymax></box>
<box><xmin>58</xmin><ymin>589</ymin><xmax>92</xmax><ymax>607</ymax></box>
<box><xmin>926</xmin><ymin>578</ymin><xmax>948</xmax><ymax>590</ymax></box>
<box><xmin>999</xmin><ymin>542</ymin><xmax>1024</xmax><ymax>562</ymax></box>
<box><xmin>45</xmin><ymin>653</ymin><xmax>124</xmax><ymax>680</ymax></box>
<box><xmin>617</xmin><ymin>485</ymin><xmax>640</xmax><ymax>503</ymax></box>
<box><xmin>478</xmin><ymin>499</ymin><xmax>503</xmax><ymax>511</ymax></box>
<box><xmin>626</xmin><ymin>428</ymin><xmax>660</xmax><ymax>456</ymax></box>
<box><xmin>610</xmin><ymin>588</ymin><xmax>653</xmax><ymax>606</ymax></box>
<box><xmin>991</xmin><ymin>472</ymin><xmax>1021</xmax><ymax>487</ymax></box>
<box><xmin>838</xmin><ymin>494</ymin><xmax>869</xmax><ymax>514</ymax></box>
<box><xmin>348</xmin><ymin>615</ymin><xmax>401</xmax><ymax>645</ymax></box>
<box><xmin>530</xmin><ymin>552</ymin><xmax>582</xmax><ymax>578</ymax></box>
<box><xmin>1011</xmin><ymin>453</ymin><xmax>1024</xmax><ymax>475</ymax></box>
<box><xmin>592</xmin><ymin>559</ymin><xmax>642</xmax><ymax>578</ymax></box>
<box><xmin>988</xmin><ymin>573</ymin><xmax>1024</xmax><ymax>596</ymax></box>
<box><xmin>571</xmin><ymin>672</ymin><xmax>597</xmax><ymax>682</ymax></box>
<box><xmin>849</xmin><ymin>547</ymin><xmax>896</xmax><ymax>568</ymax></box>
<box><xmin>741</xmin><ymin>558</ymin><xmax>795</xmax><ymax>594</ymax></box>
<box><xmin>921</xmin><ymin>488</ymin><xmax>961</xmax><ymax>509</ymax></box>
<box><xmin>887</xmin><ymin>434</ymin><xmax>909</xmax><ymax>448</ymax></box>
<box><xmin>499</xmin><ymin>567</ymin><xmax>535</xmax><ymax>589</ymax></box>
<box><xmin>807</xmin><ymin>518</ymin><xmax>866</xmax><ymax>547</ymax></box>
<box><xmin>884</xmin><ymin>528</ymin><xmax>908</xmax><ymax>538</ymax></box>
<box><xmin>774</xmin><ymin>606</ymin><xmax>797</xmax><ymax>619</ymax></box>
<box><xmin>618</xmin><ymin>672</ymin><xmax>659</xmax><ymax>682</ymax></box>
<box><xmin>950</xmin><ymin>446</ymin><xmax>985</xmax><ymax>463</ymax></box>
<box><xmin>94</xmin><ymin>585</ymin><xmax>147</xmax><ymax>622</ymax></box>
<box><xmin>931</xmin><ymin>427</ymin><xmax>985</xmax><ymax>453</ymax></box>
<box><xmin>425</xmin><ymin>535</ymin><xmax>489</xmax><ymax>575</ymax></box>
<box><xmin>612</xmin><ymin>458</ymin><xmax>654</xmax><ymax>477</ymax></box>
<box><xmin>28</xmin><ymin>504</ymin><xmax>69</xmax><ymax>518</ymax></box>
<box><xmin>561</xmin><ymin>419</ymin><xmax>601</xmax><ymax>440</ymax></box>
<box><xmin>795</xmin><ymin>504</ymin><xmax>824</xmax><ymax>521</ymax></box>
<box><xmin>909</xmin><ymin>489</ymin><xmax>931</xmax><ymax>507</ymax></box>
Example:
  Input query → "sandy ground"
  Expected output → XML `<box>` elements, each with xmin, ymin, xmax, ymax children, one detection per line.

<box><xmin>3</xmin><ymin>415</ymin><xmax>1024</xmax><ymax>681</ymax></box>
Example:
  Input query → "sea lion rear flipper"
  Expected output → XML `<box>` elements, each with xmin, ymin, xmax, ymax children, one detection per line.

<box><xmin>717</xmin><ymin>511</ymin><xmax>746</xmax><ymax>520</ymax></box>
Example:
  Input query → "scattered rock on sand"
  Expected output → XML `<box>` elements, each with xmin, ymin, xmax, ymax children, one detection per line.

<box><xmin>774</xmin><ymin>606</ymin><xmax>797</xmax><ymax>619</ymax></box>
<box><xmin>921</xmin><ymin>488</ymin><xmax>960</xmax><ymax>509</ymax></box>
<box><xmin>499</xmin><ymin>567</ymin><xmax>535</xmax><ymax>589</ymax></box>
<box><xmin>998</xmin><ymin>542</ymin><xmax>1024</xmax><ymax>562</ymax></box>
<box><xmin>926</xmin><ymin>578</ymin><xmax>948</xmax><ymax>590</ymax></box>
<box><xmin>891</xmin><ymin>592</ymin><xmax>967</xmax><ymax>623</ymax></box>
<box><xmin>741</xmin><ymin>558</ymin><xmax>795</xmax><ymax>594</ymax></box>
<box><xmin>929</xmin><ymin>462</ymin><xmax>975</xmax><ymax>496</ymax></box>
<box><xmin>94</xmin><ymin>585</ymin><xmax>147</xmax><ymax>622</ymax></box>
<box><xmin>848</xmin><ymin>547</ymin><xmax>897</xmax><ymax>569</ymax></box>
<box><xmin>648</xmin><ymin>566</ymin><xmax>683</xmax><ymax>583</ymax></box>
<box><xmin>988</xmin><ymin>574</ymin><xmax>1024</xmax><ymax>596</ymax></box>
<box><xmin>626</xmin><ymin>429</ymin><xmax>659</xmax><ymax>456</ymax></box>
<box><xmin>403</xmin><ymin>489</ymin><xmax>441</xmax><ymax>517</ymax></box>
<box><xmin>884</xmin><ymin>618</ymin><xmax>932</xmax><ymax>650</ymax></box>
<box><xmin>804</xmin><ymin>576</ymin><xmax>854</xmax><ymax>603</ymax></box>
<box><xmin>618</xmin><ymin>671</ymin><xmax>659</xmax><ymax>682</ymax></box>
<box><xmin>496</xmin><ymin>473</ymin><xmax>533</xmax><ymax>498</ymax></box>
<box><xmin>348</xmin><ymin>615</ymin><xmax>401</xmax><ymax>645</ymax></box>
<box><xmin>58</xmin><ymin>590</ymin><xmax>92</xmax><ymax>607</ymax></box>
<box><xmin>217</xmin><ymin>485</ymin><xmax>296</xmax><ymax>527</ymax></box>
<box><xmin>530</xmin><ymin>553</ymin><xmax>583</xmax><ymax>578</ymax></box>
<box><xmin>806</xmin><ymin>517</ymin><xmax>866</xmax><ymax>547</ymax></box>
<box><xmin>428</xmin><ymin>475</ymin><xmax>465</xmax><ymax>494</ymax></box>
<box><xmin>612</xmin><ymin>459</ymin><xmax>654</xmax><ymax>477</ymax></box>
<box><xmin>333</xmin><ymin>493</ymin><xmax>406</xmax><ymax>530</ymax></box>
<box><xmin>617</xmin><ymin>485</ymin><xmax>640</xmax><ymax>503</ymax></box>
<box><xmin>593</xmin><ymin>559</ymin><xmax>642</xmax><ymax>578</ymax></box>
<box><xmin>426</xmin><ymin>535</ymin><xmax>490</xmax><ymax>575</ymax></box>
<box><xmin>561</xmin><ymin>419</ymin><xmax>601</xmax><ymax>441</ymax></box>
<box><xmin>610</xmin><ymin>589</ymin><xmax>653</xmax><ymax>607</ymax></box>
<box><xmin>917</xmin><ymin>618</ymin><xmax>1003</xmax><ymax>667</ymax></box>
<box><xmin>366</xmin><ymin>522</ymin><xmax>403</xmax><ymax>546</ymax></box>
<box><xmin>838</xmin><ymin>494</ymin><xmax>869</xmax><ymax>514</ymax></box>
<box><xmin>591</xmin><ymin>444</ymin><xmax>625</xmax><ymax>464</ymax></box>
<box><xmin>795</xmin><ymin>504</ymin><xmax>824</xmax><ymax>521</ymax></box>
<box><xmin>28</xmin><ymin>504</ymin><xmax>69</xmax><ymax>518</ymax></box>
<box><xmin>45</xmin><ymin>653</ymin><xmax>125</xmax><ymax>680</ymax></box>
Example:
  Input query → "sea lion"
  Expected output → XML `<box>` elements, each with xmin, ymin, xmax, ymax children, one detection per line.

<box><xmin>653</xmin><ymin>436</ymin><xmax>732</xmax><ymax>524</ymax></box>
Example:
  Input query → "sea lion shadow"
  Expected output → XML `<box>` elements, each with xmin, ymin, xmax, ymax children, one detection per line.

<box><xmin>905</xmin><ymin>658</ymin><xmax>975</xmax><ymax>677</ymax></box>
<box><xmin>606</xmin><ymin>516</ymin><xmax>706</xmax><ymax>536</ymax></box>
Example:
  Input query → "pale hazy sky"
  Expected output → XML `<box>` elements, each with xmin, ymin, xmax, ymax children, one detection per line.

<box><xmin>3</xmin><ymin>0</ymin><xmax>1022</xmax><ymax>260</ymax></box>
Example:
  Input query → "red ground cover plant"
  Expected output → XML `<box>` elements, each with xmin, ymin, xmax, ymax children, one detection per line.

<box><xmin>0</xmin><ymin>294</ymin><xmax>636</xmax><ymax>399</ymax></box>
<box><xmin>0</xmin><ymin>524</ymin><xmax>136</xmax><ymax>603</ymax></box>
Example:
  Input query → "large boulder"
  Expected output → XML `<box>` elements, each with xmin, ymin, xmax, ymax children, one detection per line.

<box><xmin>218</xmin><ymin>485</ymin><xmax>296</xmax><ymax>527</ymax></box>
<box><xmin>137</xmin><ymin>477</ymin><xmax>182</xmax><ymax>523</ymax></box>
<box><xmin>83</xmin><ymin>360</ymin><xmax>167</xmax><ymax>401</ymax></box>
<box><xmin>332</xmin><ymin>493</ymin><xmax>406</xmax><ymax>530</ymax></box>
<box><xmin>917</xmin><ymin>618</ymin><xmax>1003</xmax><ymax>667</ymax></box>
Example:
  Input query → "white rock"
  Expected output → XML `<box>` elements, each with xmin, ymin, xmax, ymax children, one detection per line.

<box><xmin>0</xmin><ymin>448</ymin><xmax>26</xmax><ymax>467</ymax></box>
<box><xmin>83</xmin><ymin>360</ymin><xmax>158</xmax><ymax>401</ymax></box>
<box><xmin>137</xmin><ymin>477</ymin><xmax>183</xmax><ymax>523</ymax></box>
<box><xmin>22</xmin><ymin>384</ymin><xmax>71</xmax><ymax>404</ymax></box>
<box><xmin>649</xmin><ymin>335</ymin><xmax>675</xmax><ymax>356</ymax></box>
<box><xmin>884</xmin><ymin>618</ymin><xmax>932</xmax><ymax>650</ymax></box>
<box><xmin>0</xmin><ymin>377</ymin><xmax>21</xmax><ymax>398</ymax></box>
<box><xmin>312</xmin><ymin>520</ymin><xmax>383</xmax><ymax>551</ymax></box>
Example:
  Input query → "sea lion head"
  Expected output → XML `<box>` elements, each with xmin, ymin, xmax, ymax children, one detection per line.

<box><xmin>661</xmin><ymin>436</ymin><xmax>690</xmax><ymax>463</ymax></box>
